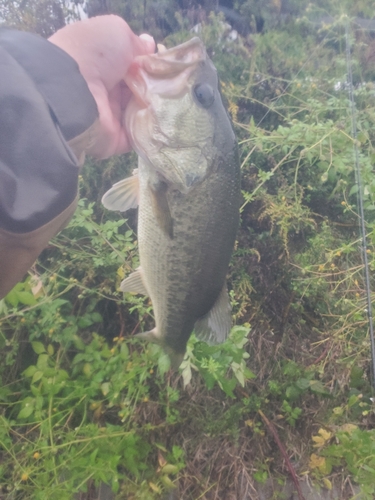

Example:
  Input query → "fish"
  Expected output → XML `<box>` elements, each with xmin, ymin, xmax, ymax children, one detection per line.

<box><xmin>102</xmin><ymin>37</ymin><xmax>240</xmax><ymax>367</ymax></box>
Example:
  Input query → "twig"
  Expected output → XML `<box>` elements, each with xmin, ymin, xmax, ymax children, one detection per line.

<box><xmin>258</xmin><ymin>409</ymin><xmax>306</xmax><ymax>500</ymax></box>
<box><xmin>130</xmin><ymin>320</ymin><xmax>141</xmax><ymax>337</ymax></box>
<box><xmin>307</xmin><ymin>342</ymin><xmax>331</xmax><ymax>367</ymax></box>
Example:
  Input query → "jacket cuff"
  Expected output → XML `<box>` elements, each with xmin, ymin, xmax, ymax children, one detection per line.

<box><xmin>0</xmin><ymin>197</ymin><xmax>77</xmax><ymax>300</ymax></box>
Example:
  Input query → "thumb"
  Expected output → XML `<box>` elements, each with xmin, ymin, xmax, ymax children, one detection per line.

<box><xmin>138</xmin><ymin>33</ymin><xmax>156</xmax><ymax>55</ymax></box>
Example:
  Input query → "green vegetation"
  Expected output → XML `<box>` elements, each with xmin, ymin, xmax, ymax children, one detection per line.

<box><xmin>2</xmin><ymin>2</ymin><xmax>375</xmax><ymax>499</ymax></box>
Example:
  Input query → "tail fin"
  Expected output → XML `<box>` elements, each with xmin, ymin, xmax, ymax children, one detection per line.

<box><xmin>135</xmin><ymin>329</ymin><xmax>185</xmax><ymax>370</ymax></box>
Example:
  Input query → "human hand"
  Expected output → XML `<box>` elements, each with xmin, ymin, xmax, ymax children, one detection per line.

<box><xmin>49</xmin><ymin>15</ymin><xmax>155</xmax><ymax>159</ymax></box>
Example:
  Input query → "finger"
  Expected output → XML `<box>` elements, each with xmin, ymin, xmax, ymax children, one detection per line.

<box><xmin>49</xmin><ymin>16</ymin><xmax>155</xmax><ymax>158</ymax></box>
<box><xmin>49</xmin><ymin>15</ymin><xmax>153</xmax><ymax>91</ymax></box>
<box><xmin>86</xmin><ymin>81</ymin><xmax>131</xmax><ymax>158</ymax></box>
<box><xmin>139</xmin><ymin>33</ymin><xmax>156</xmax><ymax>55</ymax></box>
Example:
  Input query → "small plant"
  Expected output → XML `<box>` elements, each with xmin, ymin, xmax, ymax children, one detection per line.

<box><xmin>180</xmin><ymin>325</ymin><xmax>255</xmax><ymax>397</ymax></box>
<box><xmin>310</xmin><ymin>423</ymin><xmax>375</xmax><ymax>500</ymax></box>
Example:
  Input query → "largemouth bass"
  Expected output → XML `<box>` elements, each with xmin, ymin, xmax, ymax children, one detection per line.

<box><xmin>102</xmin><ymin>38</ymin><xmax>240</xmax><ymax>367</ymax></box>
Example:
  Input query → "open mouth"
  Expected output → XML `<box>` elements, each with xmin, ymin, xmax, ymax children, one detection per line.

<box><xmin>124</xmin><ymin>37</ymin><xmax>206</xmax><ymax>106</ymax></box>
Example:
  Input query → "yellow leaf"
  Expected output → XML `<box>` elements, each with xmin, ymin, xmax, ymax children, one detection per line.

<box><xmin>323</xmin><ymin>478</ymin><xmax>332</xmax><ymax>490</ymax></box>
<box><xmin>228</xmin><ymin>101</ymin><xmax>239</xmax><ymax>121</ymax></box>
<box><xmin>312</xmin><ymin>428</ymin><xmax>332</xmax><ymax>447</ymax></box>
<box><xmin>318</xmin><ymin>428</ymin><xmax>332</xmax><ymax>441</ymax></box>
<box><xmin>83</xmin><ymin>363</ymin><xmax>92</xmax><ymax>376</ymax></box>
<box><xmin>309</xmin><ymin>453</ymin><xmax>325</xmax><ymax>470</ymax></box>
<box><xmin>101</xmin><ymin>382</ymin><xmax>110</xmax><ymax>396</ymax></box>
<box><xmin>154</xmin><ymin>443</ymin><xmax>168</xmax><ymax>452</ymax></box>
<box><xmin>161</xmin><ymin>464</ymin><xmax>179</xmax><ymax>475</ymax></box>
<box><xmin>312</xmin><ymin>435</ymin><xmax>326</xmax><ymax>447</ymax></box>
<box><xmin>245</xmin><ymin>419</ymin><xmax>254</xmax><ymax>428</ymax></box>
<box><xmin>161</xmin><ymin>475</ymin><xmax>175</xmax><ymax>488</ymax></box>
<box><xmin>149</xmin><ymin>482</ymin><xmax>161</xmax><ymax>493</ymax></box>
<box><xmin>340</xmin><ymin>423</ymin><xmax>357</xmax><ymax>433</ymax></box>
<box><xmin>332</xmin><ymin>406</ymin><xmax>344</xmax><ymax>416</ymax></box>
<box><xmin>117</xmin><ymin>267</ymin><xmax>125</xmax><ymax>279</ymax></box>
<box><xmin>158</xmin><ymin>451</ymin><xmax>167</xmax><ymax>468</ymax></box>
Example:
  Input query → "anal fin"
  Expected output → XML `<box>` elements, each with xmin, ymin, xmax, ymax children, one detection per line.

<box><xmin>120</xmin><ymin>268</ymin><xmax>148</xmax><ymax>295</ymax></box>
<box><xmin>102</xmin><ymin>171</ymin><xmax>139</xmax><ymax>212</ymax></box>
<box><xmin>194</xmin><ymin>284</ymin><xmax>232</xmax><ymax>345</ymax></box>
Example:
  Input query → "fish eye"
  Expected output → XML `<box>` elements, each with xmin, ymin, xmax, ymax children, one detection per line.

<box><xmin>193</xmin><ymin>83</ymin><xmax>215</xmax><ymax>108</ymax></box>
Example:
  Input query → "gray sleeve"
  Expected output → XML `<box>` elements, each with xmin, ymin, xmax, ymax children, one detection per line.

<box><xmin>0</xmin><ymin>28</ymin><xmax>98</xmax><ymax>234</ymax></box>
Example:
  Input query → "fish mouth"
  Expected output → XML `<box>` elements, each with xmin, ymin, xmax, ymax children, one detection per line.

<box><xmin>124</xmin><ymin>37</ymin><xmax>206</xmax><ymax>107</ymax></box>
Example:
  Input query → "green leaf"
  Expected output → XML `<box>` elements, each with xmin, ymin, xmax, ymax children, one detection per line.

<box><xmin>91</xmin><ymin>312</ymin><xmax>103</xmax><ymax>323</ymax></box>
<box><xmin>57</xmin><ymin>369</ymin><xmax>69</xmax><ymax>381</ymax></box>
<box><xmin>32</xmin><ymin>371</ymin><xmax>44</xmax><ymax>384</ymax></box>
<box><xmin>73</xmin><ymin>335</ymin><xmax>86</xmax><ymax>351</ymax></box>
<box><xmin>36</xmin><ymin>354</ymin><xmax>49</xmax><ymax>370</ymax></box>
<box><xmin>285</xmin><ymin>385</ymin><xmax>301</xmax><ymax>400</ymax></box>
<box><xmin>5</xmin><ymin>289</ymin><xmax>18</xmax><ymax>307</ymax></box>
<box><xmin>181</xmin><ymin>360</ymin><xmax>192</xmax><ymax>387</ymax></box>
<box><xmin>309</xmin><ymin>380</ymin><xmax>329</xmax><ymax>395</ymax></box>
<box><xmin>244</xmin><ymin>367</ymin><xmax>256</xmax><ymax>380</ymax></box>
<box><xmin>172</xmin><ymin>445</ymin><xmax>184</xmax><ymax>461</ymax></box>
<box><xmin>158</xmin><ymin>353</ymin><xmax>171</xmax><ymax>377</ymax></box>
<box><xmin>23</xmin><ymin>365</ymin><xmax>37</xmax><ymax>378</ymax></box>
<box><xmin>296</xmin><ymin>378</ymin><xmax>311</xmax><ymax>390</ymax></box>
<box><xmin>16</xmin><ymin>291</ymin><xmax>37</xmax><ymax>306</ymax></box>
<box><xmin>18</xmin><ymin>406</ymin><xmax>34</xmax><ymax>419</ymax></box>
<box><xmin>202</xmin><ymin>372</ymin><xmax>216</xmax><ymax>390</ymax></box>
<box><xmin>31</xmin><ymin>342</ymin><xmax>46</xmax><ymax>355</ymax></box>
<box><xmin>18</xmin><ymin>400</ymin><xmax>35</xmax><ymax>420</ymax></box>
<box><xmin>349</xmin><ymin>184</ymin><xmax>359</xmax><ymax>196</ymax></box>
<box><xmin>231</xmin><ymin>361</ymin><xmax>245</xmax><ymax>387</ymax></box>
<box><xmin>77</xmin><ymin>316</ymin><xmax>94</xmax><ymax>328</ymax></box>
<box><xmin>219</xmin><ymin>378</ymin><xmax>236</xmax><ymax>398</ymax></box>
<box><xmin>348</xmin><ymin>394</ymin><xmax>360</xmax><ymax>407</ymax></box>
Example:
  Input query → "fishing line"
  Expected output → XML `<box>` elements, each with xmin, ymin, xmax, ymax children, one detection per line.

<box><xmin>345</xmin><ymin>19</ymin><xmax>375</xmax><ymax>387</ymax></box>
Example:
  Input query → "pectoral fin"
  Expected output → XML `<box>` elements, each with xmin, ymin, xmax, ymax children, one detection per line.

<box><xmin>120</xmin><ymin>268</ymin><xmax>148</xmax><ymax>295</ymax></box>
<box><xmin>101</xmin><ymin>171</ymin><xmax>139</xmax><ymax>212</ymax></box>
<box><xmin>194</xmin><ymin>284</ymin><xmax>232</xmax><ymax>344</ymax></box>
<box><xmin>149</xmin><ymin>180</ymin><xmax>174</xmax><ymax>239</ymax></box>
<box><xmin>135</xmin><ymin>328</ymin><xmax>159</xmax><ymax>342</ymax></box>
